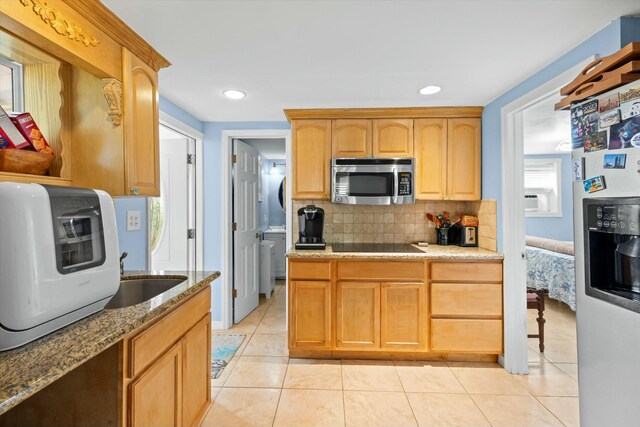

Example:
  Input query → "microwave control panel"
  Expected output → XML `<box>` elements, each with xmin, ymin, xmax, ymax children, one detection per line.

<box><xmin>587</xmin><ymin>203</ymin><xmax>640</xmax><ymax>235</ymax></box>
<box><xmin>398</xmin><ymin>172</ymin><xmax>412</xmax><ymax>196</ymax></box>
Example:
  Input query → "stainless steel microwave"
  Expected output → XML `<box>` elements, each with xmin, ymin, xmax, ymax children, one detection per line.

<box><xmin>331</xmin><ymin>158</ymin><xmax>415</xmax><ymax>205</ymax></box>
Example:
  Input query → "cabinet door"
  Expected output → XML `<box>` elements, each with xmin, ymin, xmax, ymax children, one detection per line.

<box><xmin>447</xmin><ymin>118</ymin><xmax>481</xmax><ymax>200</ymax></box>
<box><xmin>380</xmin><ymin>283</ymin><xmax>425</xmax><ymax>350</ymax></box>
<box><xmin>414</xmin><ymin>119</ymin><xmax>447</xmax><ymax>200</ymax></box>
<box><xmin>336</xmin><ymin>282</ymin><xmax>380</xmax><ymax>349</ymax></box>
<box><xmin>123</xmin><ymin>48</ymin><xmax>160</xmax><ymax>196</ymax></box>
<box><xmin>372</xmin><ymin>119</ymin><xmax>414</xmax><ymax>158</ymax></box>
<box><xmin>129</xmin><ymin>342</ymin><xmax>182</xmax><ymax>427</ymax></box>
<box><xmin>289</xmin><ymin>281</ymin><xmax>331</xmax><ymax>348</ymax></box>
<box><xmin>182</xmin><ymin>314</ymin><xmax>211</xmax><ymax>427</ymax></box>
<box><xmin>332</xmin><ymin>119</ymin><xmax>372</xmax><ymax>158</ymax></box>
<box><xmin>292</xmin><ymin>120</ymin><xmax>331</xmax><ymax>199</ymax></box>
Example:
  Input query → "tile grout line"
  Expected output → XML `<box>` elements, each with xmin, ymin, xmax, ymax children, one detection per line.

<box><xmin>393</xmin><ymin>361</ymin><xmax>420</xmax><ymax>427</ymax></box>
<box><xmin>532</xmin><ymin>395</ymin><xmax>572</xmax><ymax>427</ymax></box>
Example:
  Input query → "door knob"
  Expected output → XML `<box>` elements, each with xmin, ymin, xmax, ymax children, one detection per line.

<box><xmin>130</xmin><ymin>186</ymin><xmax>140</xmax><ymax>195</ymax></box>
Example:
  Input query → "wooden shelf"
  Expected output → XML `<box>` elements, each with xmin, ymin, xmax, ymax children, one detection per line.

<box><xmin>0</xmin><ymin>171</ymin><xmax>71</xmax><ymax>186</ymax></box>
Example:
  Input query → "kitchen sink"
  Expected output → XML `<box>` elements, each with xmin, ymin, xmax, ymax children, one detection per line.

<box><xmin>105</xmin><ymin>276</ymin><xmax>187</xmax><ymax>309</ymax></box>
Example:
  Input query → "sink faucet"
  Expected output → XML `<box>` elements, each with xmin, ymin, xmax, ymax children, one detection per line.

<box><xmin>120</xmin><ymin>252</ymin><xmax>128</xmax><ymax>276</ymax></box>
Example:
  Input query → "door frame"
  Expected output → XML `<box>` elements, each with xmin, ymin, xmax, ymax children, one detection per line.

<box><xmin>221</xmin><ymin>129</ymin><xmax>292</xmax><ymax>330</ymax></box>
<box><xmin>500</xmin><ymin>57</ymin><xmax>594</xmax><ymax>374</ymax></box>
<box><xmin>147</xmin><ymin>112</ymin><xmax>205</xmax><ymax>272</ymax></box>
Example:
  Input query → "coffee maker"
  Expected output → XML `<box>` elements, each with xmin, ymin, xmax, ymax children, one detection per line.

<box><xmin>295</xmin><ymin>205</ymin><xmax>326</xmax><ymax>250</ymax></box>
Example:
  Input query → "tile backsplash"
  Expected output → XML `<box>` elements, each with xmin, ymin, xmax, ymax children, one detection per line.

<box><xmin>292</xmin><ymin>199</ymin><xmax>497</xmax><ymax>251</ymax></box>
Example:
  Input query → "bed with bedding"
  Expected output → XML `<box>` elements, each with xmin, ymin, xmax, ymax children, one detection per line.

<box><xmin>526</xmin><ymin>235</ymin><xmax>576</xmax><ymax>310</ymax></box>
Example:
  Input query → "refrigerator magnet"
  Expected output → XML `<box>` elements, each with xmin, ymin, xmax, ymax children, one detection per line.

<box><xmin>603</xmin><ymin>153</ymin><xmax>626</xmax><ymax>169</ymax></box>
<box><xmin>599</xmin><ymin>109</ymin><xmax>620</xmax><ymax>128</ymax></box>
<box><xmin>572</xmin><ymin>157</ymin><xmax>585</xmax><ymax>181</ymax></box>
<box><xmin>598</xmin><ymin>93</ymin><xmax>620</xmax><ymax>113</ymax></box>
<box><xmin>583</xmin><ymin>176</ymin><xmax>606</xmax><ymax>193</ymax></box>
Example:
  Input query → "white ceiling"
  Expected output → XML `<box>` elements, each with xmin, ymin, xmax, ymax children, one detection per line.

<box><xmin>523</xmin><ymin>93</ymin><xmax>571</xmax><ymax>155</ymax></box>
<box><xmin>102</xmin><ymin>1</ymin><xmax>640</xmax><ymax>122</ymax></box>
<box><xmin>241</xmin><ymin>138</ymin><xmax>286</xmax><ymax>159</ymax></box>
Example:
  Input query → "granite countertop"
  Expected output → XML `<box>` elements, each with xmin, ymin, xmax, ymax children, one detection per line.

<box><xmin>287</xmin><ymin>244</ymin><xmax>503</xmax><ymax>260</ymax></box>
<box><xmin>0</xmin><ymin>270</ymin><xmax>220</xmax><ymax>415</ymax></box>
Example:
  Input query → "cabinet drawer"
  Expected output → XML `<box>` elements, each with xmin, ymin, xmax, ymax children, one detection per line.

<box><xmin>337</xmin><ymin>261</ymin><xmax>424</xmax><ymax>281</ymax></box>
<box><xmin>431</xmin><ymin>262</ymin><xmax>502</xmax><ymax>282</ymax></box>
<box><xmin>289</xmin><ymin>260</ymin><xmax>332</xmax><ymax>280</ymax></box>
<box><xmin>431</xmin><ymin>283</ymin><xmax>502</xmax><ymax>317</ymax></box>
<box><xmin>128</xmin><ymin>286</ymin><xmax>211</xmax><ymax>377</ymax></box>
<box><xmin>431</xmin><ymin>319</ymin><xmax>502</xmax><ymax>353</ymax></box>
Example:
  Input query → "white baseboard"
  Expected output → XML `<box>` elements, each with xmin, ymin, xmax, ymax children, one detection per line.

<box><xmin>211</xmin><ymin>320</ymin><xmax>224</xmax><ymax>330</ymax></box>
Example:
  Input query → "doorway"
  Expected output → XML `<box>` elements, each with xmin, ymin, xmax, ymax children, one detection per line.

<box><xmin>501</xmin><ymin>57</ymin><xmax>593</xmax><ymax>374</ymax></box>
<box><xmin>221</xmin><ymin>130</ymin><xmax>292</xmax><ymax>329</ymax></box>
<box><xmin>149</xmin><ymin>119</ymin><xmax>204</xmax><ymax>272</ymax></box>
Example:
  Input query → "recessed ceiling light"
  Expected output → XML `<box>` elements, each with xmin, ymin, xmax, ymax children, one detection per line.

<box><xmin>419</xmin><ymin>85</ymin><xmax>441</xmax><ymax>95</ymax></box>
<box><xmin>223</xmin><ymin>89</ymin><xmax>246</xmax><ymax>99</ymax></box>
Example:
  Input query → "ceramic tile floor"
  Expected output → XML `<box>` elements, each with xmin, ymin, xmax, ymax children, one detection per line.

<box><xmin>202</xmin><ymin>286</ymin><xmax>579</xmax><ymax>427</ymax></box>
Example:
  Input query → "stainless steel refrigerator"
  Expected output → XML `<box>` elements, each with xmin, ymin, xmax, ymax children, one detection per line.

<box><xmin>571</xmin><ymin>81</ymin><xmax>640</xmax><ymax>426</ymax></box>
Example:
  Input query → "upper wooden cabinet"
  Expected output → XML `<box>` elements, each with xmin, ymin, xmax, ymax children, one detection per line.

<box><xmin>447</xmin><ymin>118</ymin><xmax>481</xmax><ymax>200</ymax></box>
<box><xmin>0</xmin><ymin>0</ymin><xmax>169</xmax><ymax>196</ymax></box>
<box><xmin>285</xmin><ymin>108</ymin><xmax>482</xmax><ymax>201</ymax></box>
<box><xmin>123</xmin><ymin>48</ymin><xmax>160</xmax><ymax>196</ymax></box>
<box><xmin>292</xmin><ymin>120</ymin><xmax>332</xmax><ymax>200</ymax></box>
<box><xmin>414</xmin><ymin>119</ymin><xmax>447</xmax><ymax>200</ymax></box>
<box><xmin>332</xmin><ymin>119</ymin><xmax>372</xmax><ymax>158</ymax></box>
<box><xmin>373</xmin><ymin>119</ymin><xmax>414</xmax><ymax>157</ymax></box>
<box><xmin>415</xmin><ymin>117</ymin><xmax>482</xmax><ymax>201</ymax></box>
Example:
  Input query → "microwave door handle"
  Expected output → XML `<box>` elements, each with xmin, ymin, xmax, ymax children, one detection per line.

<box><xmin>393</xmin><ymin>172</ymin><xmax>399</xmax><ymax>203</ymax></box>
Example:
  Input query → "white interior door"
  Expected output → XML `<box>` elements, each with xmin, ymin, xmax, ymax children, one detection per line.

<box><xmin>151</xmin><ymin>136</ymin><xmax>190</xmax><ymax>271</ymax></box>
<box><xmin>233</xmin><ymin>139</ymin><xmax>260</xmax><ymax>323</ymax></box>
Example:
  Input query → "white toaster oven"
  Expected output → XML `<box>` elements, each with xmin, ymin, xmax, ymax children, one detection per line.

<box><xmin>0</xmin><ymin>183</ymin><xmax>120</xmax><ymax>350</ymax></box>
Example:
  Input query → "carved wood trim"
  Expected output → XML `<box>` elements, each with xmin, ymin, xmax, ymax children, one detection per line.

<box><xmin>102</xmin><ymin>78</ymin><xmax>122</xmax><ymax>126</ymax></box>
<box><xmin>19</xmin><ymin>0</ymin><xmax>100</xmax><ymax>47</ymax></box>
<box><xmin>62</xmin><ymin>0</ymin><xmax>171</xmax><ymax>71</ymax></box>
<box><xmin>284</xmin><ymin>107</ymin><xmax>484</xmax><ymax>121</ymax></box>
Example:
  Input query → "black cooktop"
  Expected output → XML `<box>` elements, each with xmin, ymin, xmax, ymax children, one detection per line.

<box><xmin>331</xmin><ymin>243</ymin><xmax>424</xmax><ymax>253</ymax></box>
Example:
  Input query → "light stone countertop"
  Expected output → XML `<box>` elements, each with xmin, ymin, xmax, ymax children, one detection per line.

<box><xmin>0</xmin><ymin>270</ymin><xmax>220</xmax><ymax>415</ymax></box>
<box><xmin>286</xmin><ymin>244</ymin><xmax>503</xmax><ymax>260</ymax></box>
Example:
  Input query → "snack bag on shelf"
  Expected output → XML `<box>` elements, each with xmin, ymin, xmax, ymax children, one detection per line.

<box><xmin>0</xmin><ymin>106</ymin><xmax>30</xmax><ymax>149</ymax></box>
<box><xmin>9</xmin><ymin>112</ymin><xmax>54</xmax><ymax>155</ymax></box>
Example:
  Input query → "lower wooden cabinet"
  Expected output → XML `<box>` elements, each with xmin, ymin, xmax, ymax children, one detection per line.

<box><xmin>381</xmin><ymin>283</ymin><xmax>425</xmax><ymax>350</ymax></box>
<box><xmin>182</xmin><ymin>316</ymin><xmax>212</xmax><ymax>427</ymax></box>
<box><xmin>129</xmin><ymin>342</ymin><xmax>182</xmax><ymax>427</ymax></box>
<box><xmin>126</xmin><ymin>287</ymin><xmax>212</xmax><ymax>427</ymax></box>
<box><xmin>289</xmin><ymin>280</ymin><xmax>331</xmax><ymax>349</ymax></box>
<box><xmin>431</xmin><ymin>319</ymin><xmax>503</xmax><ymax>353</ymax></box>
<box><xmin>336</xmin><ymin>282</ymin><xmax>381</xmax><ymax>349</ymax></box>
<box><xmin>288</xmin><ymin>259</ymin><xmax>503</xmax><ymax>359</ymax></box>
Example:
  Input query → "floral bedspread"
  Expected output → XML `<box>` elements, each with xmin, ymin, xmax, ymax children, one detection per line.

<box><xmin>526</xmin><ymin>246</ymin><xmax>576</xmax><ymax>311</ymax></box>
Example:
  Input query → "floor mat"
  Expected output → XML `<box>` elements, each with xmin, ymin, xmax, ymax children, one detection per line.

<box><xmin>211</xmin><ymin>334</ymin><xmax>246</xmax><ymax>379</ymax></box>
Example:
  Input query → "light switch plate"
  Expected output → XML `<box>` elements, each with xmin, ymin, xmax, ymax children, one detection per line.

<box><xmin>127</xmin><ymin>210</ymin><xmax>141</xmax><ymax>231</ymax></box>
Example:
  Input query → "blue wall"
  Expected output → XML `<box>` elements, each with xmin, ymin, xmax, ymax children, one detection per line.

<box><xmin>114</xmin><ymin>99</ymin><xmax>204</xmax><ymax>270</ymax></box>
<box><xmin>203</xmin><ymin>121</ymin><xmax>291</xmax><ymax>321</ymax></box>
<box><xmin>114</xmin><ymin>197</ymin><xmax>148</xmax><ymax>270</ymax></box>
<box><xmin>159</xmin><ymin>96</ymin><xmax>204</xmax><ymax>134</ymax></box>
<box><xmin>482</xmin><ymin>18</ymin><xmax>629</xmax><ymax>251</ymax></box>
<box><xmin>524</xmin><ymin>154</ymin><xmax>574</xmax><ymax>241</ymax></box>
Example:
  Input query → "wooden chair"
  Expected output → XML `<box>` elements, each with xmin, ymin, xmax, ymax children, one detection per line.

<box><xmin>527</xmin><ymin>288</ymin><xmax>546</xmax><ymax>352</ymax></box>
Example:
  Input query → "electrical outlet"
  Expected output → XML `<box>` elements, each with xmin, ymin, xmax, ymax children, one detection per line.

<box><xmin>127</xmin><ymin>210</ymin><xmax>141</xmax><ymax>231</ymax></box>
